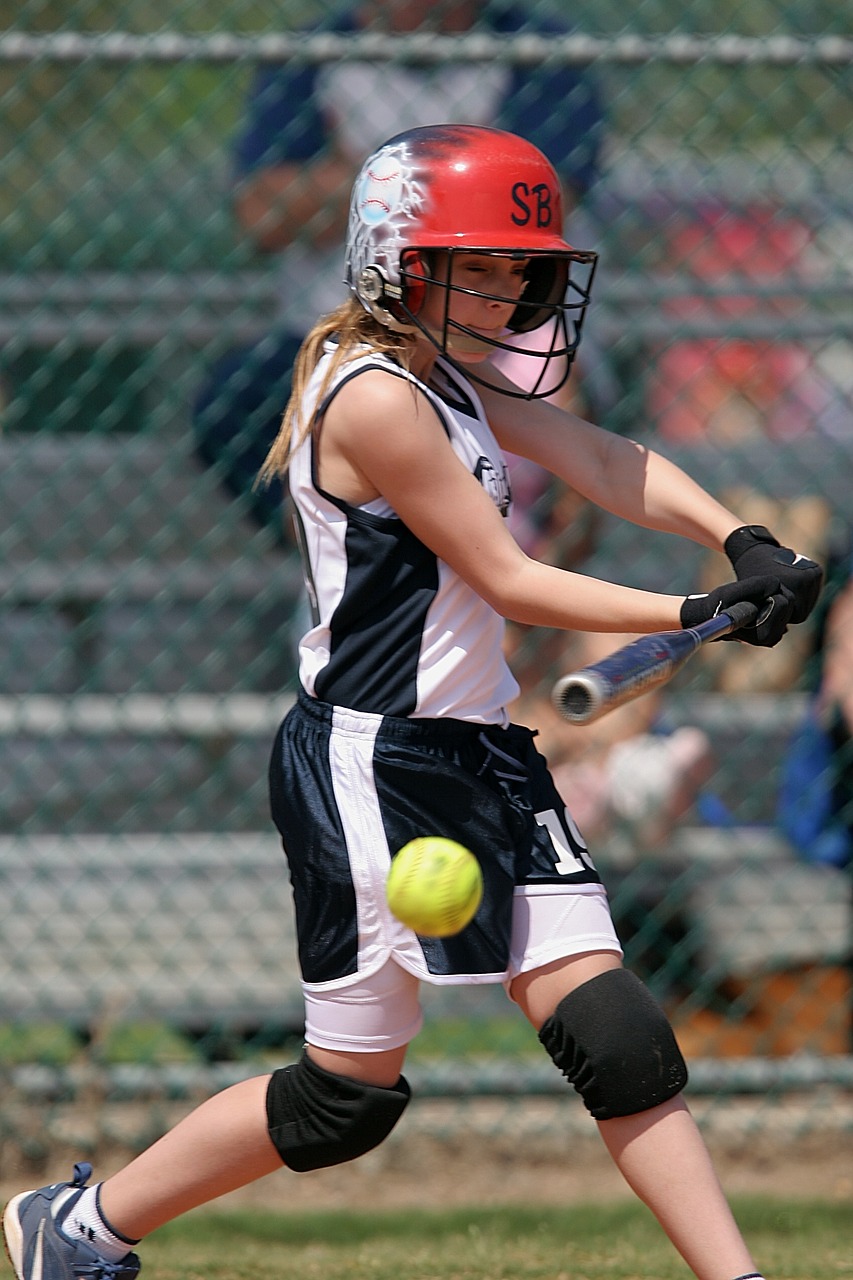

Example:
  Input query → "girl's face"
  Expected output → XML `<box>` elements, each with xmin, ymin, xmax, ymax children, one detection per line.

<box><xmin>418</xmin><ymin>253</ymin><xmax>530</xmax><ymax>362</ymax></box>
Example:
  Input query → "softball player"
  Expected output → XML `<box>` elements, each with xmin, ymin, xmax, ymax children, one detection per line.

<box><xmin>4</xmin><ymin>125</ymin><xmax>822</xmax><ymax>1280</ymax></box>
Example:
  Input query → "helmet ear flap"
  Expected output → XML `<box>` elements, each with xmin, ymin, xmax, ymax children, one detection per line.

<box><xmin>355</xmin><ymin>253</ymin><xmax>430</xmax><ymax>327</ymax></box>
<box><xmin>400</xmin><ymin>251</ymin><xmax>431</xmax><ymax>318</ymax></box>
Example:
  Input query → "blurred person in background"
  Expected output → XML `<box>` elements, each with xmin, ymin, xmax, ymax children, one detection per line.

<box><xmin>192</xmin><ymin>0</ymin><xmax>605</xmax><ymax>535</ymax></box>
<box><xmin>778</xmin><ymin>528</ymin><xmax>853</xmax><ymax>871</ymax></box>
<box><xmin>507</xmin><ymin>624</ymin><xmax>715</xmax><ymax>854</ymax></box>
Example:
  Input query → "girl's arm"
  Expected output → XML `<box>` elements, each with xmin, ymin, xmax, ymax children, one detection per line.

<box><xmin>318</xmin><ymin>371</ymin><xmax>727</xmax><ymax>635</ymax></box>
<box><xmin>478</xmin><ymin>369</ymin><xmax>741</xmax><ymax>552</ymax></box>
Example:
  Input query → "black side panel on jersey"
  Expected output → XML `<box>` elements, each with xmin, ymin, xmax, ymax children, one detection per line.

<box><xmin>314</xmin><ymin>506</ymin><xmax>440</xmax><ymax>717</ymax></box>
<box><xmin>308</xmin><ymin>357</ymin><xmax>477</xmax><ymax>717</ymax></box>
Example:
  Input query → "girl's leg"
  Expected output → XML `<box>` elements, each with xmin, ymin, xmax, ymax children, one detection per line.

<box><xmin>511</xmin><ymin>953</ymin><xmax>758</xmax><ymax>1280</ymax></box>
<box><xmin>100</xmin><ymin>1044</ymin><xmax>408</xmax><ymax>1241</ymax></box>
<box><xmin>97</xmin><ymin>1075</ymin><xmax>278</xmax><ymax>1239</ymax></box>
<box><xmin>597</xmin><ymin>1095</ymin><xmax>755</xmax><ymax>1280</ymax></box>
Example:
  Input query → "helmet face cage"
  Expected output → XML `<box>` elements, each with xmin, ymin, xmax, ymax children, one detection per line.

<box><xmin>399</xmin><ymin>247</ymin><xmax>597</xmax><ymax>399</ymax></box>
<box><xmin>345</xmin><ymin>124</ymin><xmax>598</xmax><ymax>400</ymax></box>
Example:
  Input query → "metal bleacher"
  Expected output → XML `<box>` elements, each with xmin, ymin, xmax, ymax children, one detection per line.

<box><xmin>1</xmin><ymin>211</ymin><xmax>850</xmax><ymax>1039</ymax></box>
<box><xmin>0</xmin><ymin>429</ymin><xmax>304</xmax><ymax>833</ymax></box>
<box><xmin>0</xmin><ymin>419</ymin><xmax>313</xmax><ymax>1031</ymax></box>
<box><xmin>2</xmin><ymin>398</ymin><xmax>850</xmax><ymax>1038</ymax></box>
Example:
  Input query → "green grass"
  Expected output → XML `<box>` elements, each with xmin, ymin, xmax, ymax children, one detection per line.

<box><xmin>138</xmin><ymin>1201</ymin><xmax>852</xmax><ymax>1280</ymax></box>
<box><xmin>0</xmin><ymin>1016</ymin><xmax>541</xmax><ymax>1068</ymax></box>
<box><xmin>0</xmin><ymin>1022</ymin><xmax>80</xmax><ymax>1067</ymax></box>
<box><xmin>406</xmin><ymin>1015</ymin><xmax>542</xmax><ymax>1061</ymax></box>
<box><xmin>0</xmin><ymin>1021</ymin><xmax>201</xmax><ymax>1067</ymax></box>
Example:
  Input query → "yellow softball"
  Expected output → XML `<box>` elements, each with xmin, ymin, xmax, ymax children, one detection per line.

<box><xmin>386</xmin><ymin>837</ymin><xmax>483</xmax><ymax>937</ymax></box>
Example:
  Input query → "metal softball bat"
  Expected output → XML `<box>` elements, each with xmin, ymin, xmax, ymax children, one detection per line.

<box><xmin>551</xmin><ymin>600</ymin><xmax>761</xmax><ymax>725</ymax></box>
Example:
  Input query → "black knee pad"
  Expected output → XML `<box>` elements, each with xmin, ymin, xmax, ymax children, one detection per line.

<box><xmin>538</xmin><ymin>968</ymin><xmax>688</xmax><ymax>1121</ymax></box>
<box><xmin>266</xmin><ymin>1050</ymin><xmax>411</xmax><ymax>1172</ymax></box>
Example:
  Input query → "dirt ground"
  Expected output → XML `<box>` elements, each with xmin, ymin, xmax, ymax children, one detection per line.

<box><xmin>205</xmin><ymin>1096</ymin><xmax>853</xmax><ymax>1212</ymax></box>
<box><xmin>1</xmin><ymin>1093</ymin><xmax>851</xmax><ymax>1214</ymax></box>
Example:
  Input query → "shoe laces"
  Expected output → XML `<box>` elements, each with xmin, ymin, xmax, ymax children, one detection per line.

<box><xmin>72</xmin><ymin>1263</ymin><xmax>139</xmax><ymax>1280</ymax></box>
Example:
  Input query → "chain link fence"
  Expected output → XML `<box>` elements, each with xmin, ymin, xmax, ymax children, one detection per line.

<box><xmin>1</xmin><ymin>1</ymin><xmax>851</xmax><ymax>1158</ymax></box>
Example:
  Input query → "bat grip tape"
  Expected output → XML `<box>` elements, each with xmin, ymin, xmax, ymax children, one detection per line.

<box><xmin>722</xmin><ymin>600</ymin><xmax>762</xmax><ymax>631</ymax></box>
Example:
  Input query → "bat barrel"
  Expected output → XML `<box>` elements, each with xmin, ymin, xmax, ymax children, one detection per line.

<box><xmin>550</xmin><ymin>601</ymin><xmax>765</xmax><ymax>727</ymax></box>
<box><xmin>551</xmin><ymin>627</ymin><xmax>705</xmax><ymax>726</ymax></box>
<box><xmin>552</xmin><ymin>671</ymin><xmax>608</xmax><ymax>724</ymax></box>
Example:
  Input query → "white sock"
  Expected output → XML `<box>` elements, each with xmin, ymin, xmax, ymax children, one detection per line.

<box><xmin>60</xmin><ymin>1185</ymin><xmax>140</xmax><ymax>1262</ymax></box>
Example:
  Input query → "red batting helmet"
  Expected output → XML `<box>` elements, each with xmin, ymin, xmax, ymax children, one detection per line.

<box><xmin>345</xmin><ymin>124</ymin><xmax>598</xmax><ymax>399</ymax></box>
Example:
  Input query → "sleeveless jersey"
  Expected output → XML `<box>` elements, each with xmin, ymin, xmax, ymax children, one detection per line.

<box><xmin>288</xmin><ymin>346</ymin><xmax>520</xmax><ymax>724</ymax></box>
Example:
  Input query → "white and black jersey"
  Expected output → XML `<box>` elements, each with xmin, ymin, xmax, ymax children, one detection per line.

<box><xmin>270</xmin><ymin>345</ymin><xmax>607</xmax><ymax>991</ymax></box>
<box><xmin>288</xmin><ymin>345</ymin><xmax>519</xmax><ymax>725</ymax></box>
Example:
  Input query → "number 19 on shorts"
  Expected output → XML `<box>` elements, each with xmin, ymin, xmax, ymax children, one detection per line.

<box><xmin>535</xmin><ymin>808</ymin><xmax>597</xmax><ymax>876</ymax></box>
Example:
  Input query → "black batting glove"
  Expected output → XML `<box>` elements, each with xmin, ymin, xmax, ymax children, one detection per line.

<box><xmin>680</xmin><ymin>574</ymin><xmax>795</xmax><ymax>647</ymax></box>
<box><xmin>724</xmin><ymin>524</ymin><xmax>823</xmax><ymax>624</ymax></box>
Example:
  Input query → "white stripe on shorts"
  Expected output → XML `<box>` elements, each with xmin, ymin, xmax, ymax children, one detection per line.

<box><xmin>323</xmin><ymin>705</ymin><xmax>429</xmax><ymax>988</ymax></box>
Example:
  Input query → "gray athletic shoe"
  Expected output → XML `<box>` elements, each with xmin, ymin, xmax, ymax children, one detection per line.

<box><xmin>2</xmin><ymin>1162</ymin><xmax>140</xmax><ymax>1280</ymax></box>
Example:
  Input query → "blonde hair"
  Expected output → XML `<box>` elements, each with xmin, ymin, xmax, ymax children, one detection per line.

<box><xmin>257</xmin><ymin>298</ymin><xmax>418</xmax><ymax>485</ymax></box>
